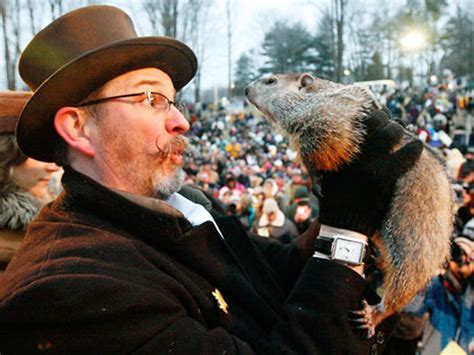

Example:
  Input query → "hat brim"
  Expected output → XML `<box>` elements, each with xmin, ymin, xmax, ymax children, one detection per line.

<box><xmin>17</xmin><ymin>36</ymin><xmax>197</xmax><ymax>162</ymax></box>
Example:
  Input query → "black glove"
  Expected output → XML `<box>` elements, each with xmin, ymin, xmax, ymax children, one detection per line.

<box><xmin>314</xmin><ymin>108</ymin><xmax>424</xmax><ymax>237</ymax></box>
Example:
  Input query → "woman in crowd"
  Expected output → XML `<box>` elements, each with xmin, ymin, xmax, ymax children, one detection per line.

<box><xmin>253</xmin><ymin>198</ymin><xmax>299</xmax><ymax>243</ymax></box>
<box><xmin>0</xmin><ymin>91</ymin><xmax>60</xmax><ymax>271</ymax></box>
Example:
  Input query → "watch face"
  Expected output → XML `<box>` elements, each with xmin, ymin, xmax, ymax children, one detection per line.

<box><xmin>333</xmin><ymin>238</ymin><xmax>363</xmax><ymax>264</ymax></box>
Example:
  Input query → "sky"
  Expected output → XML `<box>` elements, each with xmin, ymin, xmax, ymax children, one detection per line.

<box><xmin>0</xmin><ymin>0</ymin><xmax>330</xmax><ymax>93</ymax></box>
<box><xmin>0</xmin><ymin>0</ymin><xmax>470</xmax><ymax>94</ymax></box>
<box><xmin>196</xmin><ymin>0</ymin><xmax>331</xmax><ymax>90</ymax></box>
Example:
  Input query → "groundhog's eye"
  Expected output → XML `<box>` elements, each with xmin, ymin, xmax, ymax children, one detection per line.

<box><xmin>266</xmin><ymin>77</ymin><xmax>276</xmax><ymax>85</ymax></box>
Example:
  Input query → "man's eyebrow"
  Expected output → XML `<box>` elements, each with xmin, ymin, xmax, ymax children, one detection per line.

<box><xmin>132</xmin><ymin>79</ymin><xmax>176</xmax><ymax>96</ymax></box>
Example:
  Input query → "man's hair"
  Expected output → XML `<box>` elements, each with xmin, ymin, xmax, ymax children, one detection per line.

<box><xmin>53</xmin><ymin>86</ymin><xmax>105</xmax><ymax>166</ymax></box>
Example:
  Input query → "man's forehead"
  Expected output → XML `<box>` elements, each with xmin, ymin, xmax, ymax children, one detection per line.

<box><xmin>102</xmin><ymin>67</ymin><xmax>176</xmax><ymax>95</ymax></box>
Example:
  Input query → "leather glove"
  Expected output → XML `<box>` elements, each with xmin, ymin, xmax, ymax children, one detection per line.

<box><xmin>314</xmin><ymin>108</ymin><xmax>424</xmax><ymax>237</ymax></box>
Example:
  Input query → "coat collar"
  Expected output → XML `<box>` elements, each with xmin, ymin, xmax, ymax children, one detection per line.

<box><xmin>56</xmin><ymin>167</ymin><xmax>193</xmax><ymax>244</ymax></box>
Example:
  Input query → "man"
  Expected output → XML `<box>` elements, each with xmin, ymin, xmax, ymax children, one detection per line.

<box><xmin>0</xmin><ymin>5</ymin><xmax>398</xmax><ymax>354</ymax></box>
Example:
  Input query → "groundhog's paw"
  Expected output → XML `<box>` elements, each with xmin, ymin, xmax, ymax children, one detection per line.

<box><xmin>387</xmin><ymin>140</ymin><xmax>424</xmax><ymax>178</ymax></box>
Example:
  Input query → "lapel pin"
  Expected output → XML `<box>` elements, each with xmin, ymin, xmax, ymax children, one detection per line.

<box><xmin>212</xmin><ymin>288</ymin><xmax>229</xmax><ymax>314</ymax></box>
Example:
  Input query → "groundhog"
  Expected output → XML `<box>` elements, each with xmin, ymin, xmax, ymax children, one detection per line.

<box><xmin>245</xmin><ymin>73</ymin><xmax>453</xmax><ymax>324</ymax></box>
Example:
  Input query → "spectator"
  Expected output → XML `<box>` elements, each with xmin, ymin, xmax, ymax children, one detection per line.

<box><xmin>413</xmin><ymin>237</ymin><xmax>473</xmax><ymax>354</ymax></box>
<box><xmin>254</xmin><ymin>198</ymin><xmax>299</xmax><ymax>243</ymax></box>
<box><xmin>284</xmin><ymin>186</ymin><xmax>319</xmax><ymax>234</ymax></box>
<box><xmin>0</xmin><ymin>91</ymin><xmax>60</xmax><ymax>272</ymax></box>
<box><xmin>218</xmin><ymin>172</ymin><xmax>244</xmax><ymax>201</ymax></box>
<box><xmin>455</xmin><ymin>193</ymin><xmax>474</xmax><ymax>233</ymax></box>
<box><xmin>445</xmin><ymin>148</ymin><xmax>466</xmax><ymax>180</ymax></box>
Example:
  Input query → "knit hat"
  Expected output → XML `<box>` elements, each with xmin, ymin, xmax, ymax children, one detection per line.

<box><xmin>462</xmin><ymin>218</ymin><xmax>474</xmax><ymax>240</ymax></box>
<box><xmin>294</xmin><ymin>186</ymin><xmax>310</xmax><ymax>202</ymax></box>
<box><xmin>454</xmin><ymin>237</ymin><xmax>473</xmax><ymax>257</ymax></box>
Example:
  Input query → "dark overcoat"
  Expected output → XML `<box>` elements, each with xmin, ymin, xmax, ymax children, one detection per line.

<box><xmin>0</xmin><ymin>168</ymin><xmax>396</xmax><ymax>354</ymax></box>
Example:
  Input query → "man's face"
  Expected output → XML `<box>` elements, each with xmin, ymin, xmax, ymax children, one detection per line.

<box><xmin>88</xmin><ymin>68</ymin><xmax>190</xmax><ymax>198</ymax></box>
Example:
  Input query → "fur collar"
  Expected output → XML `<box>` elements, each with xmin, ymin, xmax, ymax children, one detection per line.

<box><xmin>0</xmin><ymin>183</ymin><xmax>41</xmax><ymax>231</ymax></box>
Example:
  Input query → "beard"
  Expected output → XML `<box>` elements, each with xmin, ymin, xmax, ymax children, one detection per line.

<box><xmin>152</xmin><ymin>166</ymin><xmax>185</xmax><ymax>200</ymax></box>
<box><xmin>151</xmin><ymin>135</ymin><xmax>190</xmax><ymax>200</ymax></box>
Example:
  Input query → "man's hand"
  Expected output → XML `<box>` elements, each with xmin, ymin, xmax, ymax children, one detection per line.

<box><xmin>313</xmin><ymin>109</ymin><xmax>424</xmax><ymax>237</ymax></box>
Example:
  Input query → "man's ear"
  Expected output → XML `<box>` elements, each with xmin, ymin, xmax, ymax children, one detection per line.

<box><xmin>54</xmin><ymin>107</ymin><xmax>96</xmax><ymax>158</ymax></box>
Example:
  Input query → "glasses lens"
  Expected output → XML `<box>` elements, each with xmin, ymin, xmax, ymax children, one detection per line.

<box><xmin>175</xmin><ymin>102</ymin><xmax>191</xmax><ymax>122</ymax></box>
<box><xmin>149</xmin><ymin>93</ymin><xmax>169</xmax><ymax>111</ymax></box>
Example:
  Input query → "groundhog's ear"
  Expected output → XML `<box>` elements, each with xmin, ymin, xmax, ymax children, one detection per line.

<box><xmin>299</xmin><ymin>73</ymin><xmax>314</xmax><ymax>90</ymax></box>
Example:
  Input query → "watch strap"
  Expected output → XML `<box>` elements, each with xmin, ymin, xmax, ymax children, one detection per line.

<box><xmin>314</xmin><ymin>236</ymin><xmax>334</xmax><ymax>256</ymax></box>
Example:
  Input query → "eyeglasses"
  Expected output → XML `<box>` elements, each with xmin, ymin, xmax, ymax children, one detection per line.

<box><xmin>75</xmin><ymin>91</ymin><xmax>185</xmax><ymax>114</ymax></box>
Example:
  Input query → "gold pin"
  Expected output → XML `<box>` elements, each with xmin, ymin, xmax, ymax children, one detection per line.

<box><xmin>212</xmin><ymin>288</ymin><xmax>229</xmax><ymax>314</ymax></box>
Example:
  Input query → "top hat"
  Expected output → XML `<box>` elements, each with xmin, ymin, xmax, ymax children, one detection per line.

<box><xmin>17</xmin><ymin>5</ymin><xmax>198</xmax><ymax>162</ymax></box>
<box><xmin>0</xmin><ymin>91</ymin><xmax>32</xmax><ymax>134</ymax></box>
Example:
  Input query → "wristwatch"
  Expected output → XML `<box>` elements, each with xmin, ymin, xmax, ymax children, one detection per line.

<box><xmin>315</xmin><ymin>234</ymin><xmax>368</xmax><ymax>265</ymax></box>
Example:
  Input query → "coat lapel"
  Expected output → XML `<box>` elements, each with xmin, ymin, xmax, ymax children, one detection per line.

<box><xmin>166</xmin><ymin>220</ymin><xmax>282</xmax><ymax>328</ymax></box>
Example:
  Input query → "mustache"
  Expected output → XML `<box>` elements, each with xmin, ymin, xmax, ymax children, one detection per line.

<box><xmin>155</xmin><ymin>135</ymin><xmax>191</xmax><ymax>160</ymax></box>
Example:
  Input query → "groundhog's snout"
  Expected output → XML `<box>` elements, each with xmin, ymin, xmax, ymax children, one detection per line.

<box><xmin>244</xmin><ymin>82</ymin><xmax>256</xmax><ymax>105</ymax></box>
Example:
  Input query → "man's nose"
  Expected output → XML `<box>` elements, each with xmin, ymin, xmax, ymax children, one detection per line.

<box><xmin>46</xmin><ymin>162</ymin><xmax>60</xmax><ymax>172</ymax></box>
<box><xmin>165</xmin><ymin>106</ymin><xmax>190</xmax><ymax>135</ymax></box>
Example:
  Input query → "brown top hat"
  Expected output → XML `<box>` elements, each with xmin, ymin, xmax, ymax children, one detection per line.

<box><xmin>0</xmin><ymin>91</ymin><xmax>33</xmax><ymax>134</ymax></box>
<box><xmin>17</xmin><ymin>5</ymin><xmax>198</xmax><ymax>162</ymax></box>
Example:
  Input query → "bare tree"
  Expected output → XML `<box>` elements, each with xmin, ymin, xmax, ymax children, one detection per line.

<box><xmin>180</xmin><ymin>0</ymin><xmax>213</xmax><ymax>104</ymax></box>
<box><xmin>47</xmin><ymin>0</ymin><xmax>63</xmax><ymax>20</ymax></box>
<box><xmin>26</xmin><ymin>0</ymin><xmax>40</xmax><ymax>34</ymax></box>
<box><xmin>333</xmin><ymin>0</ymin><xmax>347</xmax><ymax>82</ymax></box>
<box><xmin>143</xmin><ymin>0</ymin><xmax>179</xmax><ymax>37</ymax></box>
<box><xmin>225</xmin><ymin>0</ymin><xmax>235</xmax><ymax>98</ymax></box>
<box><xmin>1</xmin><ymin>0</ymin><xmax>22</xmax><ymax>89</ymax></box>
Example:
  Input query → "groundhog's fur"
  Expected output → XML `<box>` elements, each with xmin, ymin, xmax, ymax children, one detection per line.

<box><xmin>245</xmin><ymin>73</ymin><xmax>453</xmax><ymax>323</ymax></box>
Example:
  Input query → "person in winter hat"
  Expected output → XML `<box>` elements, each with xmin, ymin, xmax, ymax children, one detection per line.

<box><xmin>0</xmin><ymin>91</ymin><xmax>60</xmax><ymax>271</ymax></box>
<box><xmin>254</xmin><ymin>198</ymin><xmax>299</xmax><ymax>243</ymax></box>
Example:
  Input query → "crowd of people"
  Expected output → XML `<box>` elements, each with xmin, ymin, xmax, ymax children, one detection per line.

<box><xmin>178</xmin><ymin>85</ymin><xmax>474</xmax><ymax>354</ymax></box>
<box><xmin>180</xmin><ymin>85</ymin><xmax>474</xmax><ymax>237</ymax></box>
<box><xmin>0</xmin><ymin>4</ymin><xmax>472</xmax><ymax>353</ymax></box>
<box><xmin>181</xmin><ymin>108</ymin><xmax>316</xmax><ymax>239</ymax></box>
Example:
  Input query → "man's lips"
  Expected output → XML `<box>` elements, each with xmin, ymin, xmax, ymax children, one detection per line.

<box><xmin>169</xmin><ymin>150</ymin><xmax>184</xmax><ymax>165</ymax></box>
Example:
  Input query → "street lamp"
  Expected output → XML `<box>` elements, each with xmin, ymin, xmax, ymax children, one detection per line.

<box><xmin>400</xmin><ymin>30</ymin><xmax>426</xmax><ymax>52</ymax></box>
<box><xmin>400</xmin><ymin>29</ymin><xmax>427</xmax><ymax>87</ymax></box>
